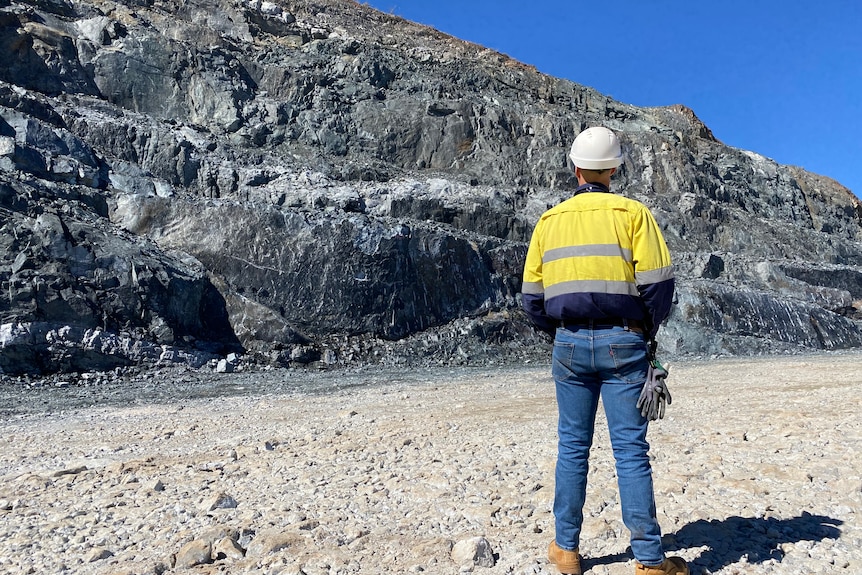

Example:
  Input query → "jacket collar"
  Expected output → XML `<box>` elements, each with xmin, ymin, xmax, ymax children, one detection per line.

<box><xmin>574</xmin><ymin>182</ymin><xmax>610</xmax><ymax>196</ymax></box>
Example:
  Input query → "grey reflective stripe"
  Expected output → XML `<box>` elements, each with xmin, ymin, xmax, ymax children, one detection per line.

<box><xmin>521</xmin><ymin>281</ymin><xmax>544</xmax><ymax>295</ymax></box>
<box><xmin>635</xmin><ymin>265</ymin><xmax>675</xmax><ymax>285</ymax></box>
<box><xmin>545</xmin><ymin>279</ymin><xmax>639</xmax><ymax>299</ymax></box>
<box><xmin>543</xmin><ymin>244</ymin><xmax>633</xmax><ymax>264</ymax></box>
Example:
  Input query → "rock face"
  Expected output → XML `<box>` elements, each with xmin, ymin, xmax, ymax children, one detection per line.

<box><xmin>1</xmin><ymin>0</ymin><xmax>861</xmax><ymax>374</ymax></box>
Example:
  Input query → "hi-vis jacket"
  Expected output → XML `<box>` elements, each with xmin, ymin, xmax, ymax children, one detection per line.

<box><xmin>521</xmin><ymin>184</ymin><xmax>675</xmax><ymax>337</ymax></box>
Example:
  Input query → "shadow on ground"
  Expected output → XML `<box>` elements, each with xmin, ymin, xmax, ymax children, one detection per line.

<box><xmin>582</xmin><ymin>512</ymin><xmax>843</xmax><ymax>571</ymax></box>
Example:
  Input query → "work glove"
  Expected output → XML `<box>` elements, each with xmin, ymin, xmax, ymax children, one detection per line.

<box><xmin>636</xmin><ymin>357</ymin><xmax>672</xmax><ymax>421</ymax></box>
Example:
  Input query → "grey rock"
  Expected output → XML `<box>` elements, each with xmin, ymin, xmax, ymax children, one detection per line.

<box><xmin>0</xmin><ymin>322</ymin><xmax>221</xmax><ymax>374</ymax></box>
<box><xmin>451</xmin><ymin>536</ymin><xmax>495</xmax><ymax>568</ymax></box>
<box><xmin>215</xmin><ymin>358</ymin><xmax>234</xmax><ymax>373</ymax></box>
<box><xmin>0</xmin><ymin>0</ymin><xmax>859</xmax><ymax>375</ymax></box>
<box><xmin>144</xmin><ymin>478</ymin><xmax>165</xmax><ymax>492</ymax></box>
<box><xmin>111</xmin><ymin>194</ymin><xmax>517</xmax><ymax>340</ymax></box>
<box><xmin>203</xmin><ymin>492</ymin><xmax>238</xmax><ymax>511</ymax></box>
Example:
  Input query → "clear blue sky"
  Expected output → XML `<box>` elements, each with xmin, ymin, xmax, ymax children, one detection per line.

<box><xmin>364</xmin><ymin>1</ymin><xmax>862</xmax><ymax>199</ymax></box>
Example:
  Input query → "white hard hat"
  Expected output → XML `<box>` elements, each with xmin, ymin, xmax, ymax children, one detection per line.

<box><xmin>568</xmin><ymin>126</ymin><xmax>623</xmax><ymax>170</ymax></box>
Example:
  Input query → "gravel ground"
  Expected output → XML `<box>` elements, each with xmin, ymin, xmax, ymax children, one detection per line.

<box><xmin>1</xmin><ymin>352</ymin><xmax>860</xmax><ymax>574</ymax></box>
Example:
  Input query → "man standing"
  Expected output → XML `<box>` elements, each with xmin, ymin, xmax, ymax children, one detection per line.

<box><xmin>521</xmin><ymin>127</ymin><xmax>687</xmax><ymax>575</ymax></box>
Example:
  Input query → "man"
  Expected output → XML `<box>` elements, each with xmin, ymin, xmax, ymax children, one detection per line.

<box><xmin>521</xmin><ymin>127</ymin><xmax>687</xmax><ymax>575</ymax></box>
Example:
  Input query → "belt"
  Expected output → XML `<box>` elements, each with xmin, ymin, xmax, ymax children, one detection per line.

<box><xmin>560</xmin><ymin>318</ymin><xmax>644</xmax><ymax>333</ymax></box>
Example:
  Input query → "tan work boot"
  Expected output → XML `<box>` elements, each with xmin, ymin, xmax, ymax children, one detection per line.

<box><xmin>548</xmin><ymin>540</ymin><xmax>581</xmax><ymax>575</ymax></box>
<box><xmin>635</xmin><ymin>556</ymin><xmax>690</xmax><ymax>575</ymax></box>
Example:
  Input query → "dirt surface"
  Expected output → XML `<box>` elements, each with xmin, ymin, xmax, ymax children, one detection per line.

<box><xmin>1</xmin><ymin>352</ymin><xmax>861</xmax><ymax>574</ymax></box>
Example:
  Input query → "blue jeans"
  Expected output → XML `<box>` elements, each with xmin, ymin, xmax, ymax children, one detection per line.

<box><xmin>552</xmin><ymin>325</ymin><xmax>665</xmax><ymax>565</ymax></box>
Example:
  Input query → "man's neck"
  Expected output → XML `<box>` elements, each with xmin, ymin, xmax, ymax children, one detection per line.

<box><xmin>577</xmin><ymin>177</ymin><xmax>611</xmax><ymax>187</ymax></box>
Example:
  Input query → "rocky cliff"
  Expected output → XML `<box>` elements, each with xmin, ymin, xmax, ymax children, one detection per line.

<box><xmin>1</xmin><ymin>0</ymin><xmax>861</xmax><ymax>374</ymax></box>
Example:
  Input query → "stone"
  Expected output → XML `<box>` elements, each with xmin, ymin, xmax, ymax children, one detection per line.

<box><xmin>451</xmin><ymin>536</ymin><xmax>495</xmax><ymax>568</ymax></box>
<box><xmin>213</xmin><ymin>536</ymin><xmax>245</xmax><ymax>561</ymax></box>
<box><xmin>215</xmin><ymin>359</ymin><xmax>234</xmax><ymax>373</ymax></box>
<box><xmin>143</xmin><ymin>479</ymin><xmax>165</xmax><ymax>492</ymax></box>
<box><xmin>84</xmin><ymin>547</ymin><xmax>113</xmax><ymax>562</ymax></box>
<box><xmin>52</xmin><ymin>465</ymin><xmax>87</xmax><ymax>477</ymax></box>
<box><xmin>244</xmin><ymin>531</ymin><xmax>304</xmax><ymax>557</ymax></box>
<box><xmin>174</xmin><ymin>539</ymin><xmax>213</xmax><ymax>569</ymax></box>
<box><xmin>203</xmin><ymin>492</ymin><xmax>239</xmax><ymax>511</ymax></box>
<box><xmin>0</xmin><ymin>135</ymin><xmax>14</xmax><ymax>156</ymax></box>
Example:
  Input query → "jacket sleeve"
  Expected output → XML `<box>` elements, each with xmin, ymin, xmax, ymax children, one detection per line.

<box><xmin>521</xmin><ymin>219</ymin><xmax>557</xmax><ymax>336</ymax></box>
<box><xmin>631</xmin><ymin>206</ymin><xmax>675</xmax><ymax>337</ymax></box>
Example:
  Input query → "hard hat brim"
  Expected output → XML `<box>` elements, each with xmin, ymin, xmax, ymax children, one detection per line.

<box><xmin>568</xmin><ymin>153</ymin><xmax>622</xmax><ymax>170</ymax></box>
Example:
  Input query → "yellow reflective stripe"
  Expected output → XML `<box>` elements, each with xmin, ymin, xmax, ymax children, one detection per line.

<box><xmin>545</xmin><ymin>279</ymin><xmax>639</xmax><ymax>299</ymax></box>
<box><xmin>521</xmin><ymin>280</ymin><xmax>544</xmax><ymax>295</ymax></box>
<box><xmin>543</xmin><ymin>244</ymin><xmax>633</xmax><ymax>264</ymax></box>
<box><xmin>635</xmin><ymin>265</ymin><xmax>675</xmax><ymax>285</ymax></box>
<box><xmin>544</xmin><ymin>256</ymin><xmax>634</xmax><ymax>283</ymax></box>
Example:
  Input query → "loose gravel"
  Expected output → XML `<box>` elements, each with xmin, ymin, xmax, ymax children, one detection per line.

<box><xmin>1</xmin><ymin>353</ymin><xmax>860</xmax><ymax>574</ymax></box>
